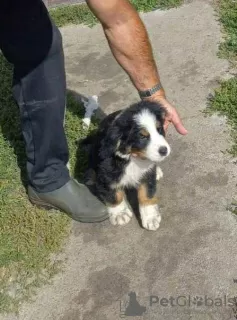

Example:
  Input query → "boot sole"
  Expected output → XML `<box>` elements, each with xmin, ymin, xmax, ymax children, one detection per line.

<box><xmin>29</xmin><ymin>198</ymin><xmax>109</xmax><ymax>223</ymax></box>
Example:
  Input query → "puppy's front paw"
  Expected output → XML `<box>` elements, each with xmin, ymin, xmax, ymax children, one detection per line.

<box><xmin>143</xmin><ymin>215</ymin><xmax>161</xmax><ymax>231</ymax></box>
<box><xmin>110</xmin><ymin>211</ymin><xmax>132</xmax><ymax>226</ymax></box>
<box><xmin>156</xmin><ymin>167</ymin><xmax>163</xmax><ymax>181</ymax></box>
<box><xmin>140</xmin><ymin>204</ymin><xmax>161</xmax><ymax>231</ymax></box>
<box><xmin>108</xmin><ymin>201</ymin><xmax>133</xmax><ymax>226</ymax></box>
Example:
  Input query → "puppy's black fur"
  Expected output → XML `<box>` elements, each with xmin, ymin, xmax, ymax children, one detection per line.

<box><xmin>81</xmin><ymin>100</ymin><xmax>166</xmax><ymax>207</ymax></box>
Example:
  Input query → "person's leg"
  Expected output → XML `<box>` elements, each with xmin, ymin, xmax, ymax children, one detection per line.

<box><xmin>0</xmin><ymin>1</ymin><xmax>69</xmax><ymax>192</ymax></box>
<box><xmin>12</xmin><ymin>23</ymin><xmax>69</xmax><ymax>193</ymax></box>
<box><xmin>0</xmin><ymin>1</ymin><xmax>108</xmax><ymax>222</ymax></box>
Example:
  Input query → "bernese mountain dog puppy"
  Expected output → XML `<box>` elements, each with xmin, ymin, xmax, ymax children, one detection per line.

<box><xmin>82</xmin><ymin>100</ymin><xmax>171</xmax><ymax>231</ymax></box>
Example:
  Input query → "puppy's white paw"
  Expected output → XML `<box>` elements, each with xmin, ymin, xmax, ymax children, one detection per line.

<box><xmin>108</xmin><ymin>200</ymin><xmax>133</xmax><ymax>226</ymax></box>
<box><xmin>156</xmin><ymin>167</ymin><xmax>163</xmax><ymax>181</ymax></box>
<box><xmin>110</xmin><ymin>211</ymin><xmax>132</xmax><ymax>226</ymax></box>
<box><xmin>143</xmin><ymin>215</ymin><xmax>161</xmax><ymax>231</ymax></box>
<box><xmin>140</xmin><ymin>204</ymin><xmax>161</xmax><ymax>231</ymax></box>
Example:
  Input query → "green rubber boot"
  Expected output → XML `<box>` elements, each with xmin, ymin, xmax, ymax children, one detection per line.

<box><xmin>28</xmin><ymin>179</ymin><xmax>108</xmax><ymax>223</ymax></box>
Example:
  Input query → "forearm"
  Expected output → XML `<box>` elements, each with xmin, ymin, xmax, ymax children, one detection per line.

<box><xmin>86</xmin><ymin>0</ymin><xmax>165</xmax><ymax>96</ymax></box>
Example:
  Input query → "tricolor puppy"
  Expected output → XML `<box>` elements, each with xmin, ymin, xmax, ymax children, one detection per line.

<box><xmin>83</xmin><ymin>100</ymin><xmax>171</xmax><ymax>231</ymax></box>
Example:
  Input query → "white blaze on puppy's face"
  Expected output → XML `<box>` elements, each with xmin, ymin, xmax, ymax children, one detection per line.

<box><xmin>133</xmin><ymin>109</ymin><xmax>170</xmax><ymax>162</ymax></box>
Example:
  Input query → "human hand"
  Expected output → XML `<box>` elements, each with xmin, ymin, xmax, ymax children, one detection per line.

<box><xmin>147</xmin><ymin>95</ymin><xmax>188</xmax><ymax>135</ymax></box>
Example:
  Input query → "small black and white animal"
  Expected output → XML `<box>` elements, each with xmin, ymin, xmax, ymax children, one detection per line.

<box><xmin>82</xmin><ymin>100</ymin><xmax>171</xmax><ymax>231</ymax></box>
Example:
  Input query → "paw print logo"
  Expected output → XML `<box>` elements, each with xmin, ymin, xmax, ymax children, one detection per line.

<box><xmin>192</xmin><ymin>296</ymin><xmax>203</xmax><ymax>307</ymax></box>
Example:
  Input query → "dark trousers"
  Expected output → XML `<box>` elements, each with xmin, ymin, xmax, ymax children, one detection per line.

<box><xmin>0</xmin><ymin>1</ymin><xmax>70</xmax><ymax>193</ymax></box>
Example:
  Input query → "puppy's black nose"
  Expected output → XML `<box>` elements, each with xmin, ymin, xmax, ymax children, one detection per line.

<box><xmin>159</xmin><ymin>146</ymin><xmax>168</xmax><ymax>156</ymax></box>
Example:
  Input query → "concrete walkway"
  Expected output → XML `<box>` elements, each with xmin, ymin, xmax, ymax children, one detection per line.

<box><xmin>3</xmin><ymin>1</ymin><xmax>237</xmax><ymax>319</ymax></box>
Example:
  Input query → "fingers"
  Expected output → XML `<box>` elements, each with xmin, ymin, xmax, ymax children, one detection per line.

<box><xmin>171</xmin><ymin>109</ymin><xmax>188</xmax><ymax>135</ymax></box>
<box><xmin>148</xmin><ymin>95</ymin><xmax>188</xmax><ymax>135</ymax></box>
<box><xmin>163</xmin><ymin>109</ymin><xmax>187</xmax><ymax>135</ymax></box>
<box><xmin>163</xmin><ymin>111</ymin><xmax>188</xmax><ymax>135</ymax></box>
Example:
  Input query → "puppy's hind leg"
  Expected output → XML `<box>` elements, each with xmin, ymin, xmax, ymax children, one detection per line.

<box><xmin>138</xmin><ymin>168</ymin><xmax>161</xmax><ymax>231</ymax></box>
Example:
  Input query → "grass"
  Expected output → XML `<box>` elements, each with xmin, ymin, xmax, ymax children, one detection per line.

<box><xmin>218</xmin><ymin>0</ymin><xmax>237</xmax><ymax>62</ymax></box>
<box><xmin>228</xmin><ymin>200</ymin><xmax>237</xmax><ymax>215</ymax></box>
<box><xmin>208</xmin><ymin>1</ymin><xmax>237</xmax><ymax>210</ymax></box>
<box><xmin>131</xmin><ymin>0</ymin><xmax>183</xmax><ymax>11</ymax></box>
<box><xmin>0</xmin><ymin>0</ymin><xmax>184</xmax><ymax>314</ymax></box>
<box><xmin>206</xmin><ymin>0</ymin><xmax>237</xmax><ymax>157</ymax></box>
<box><xmin>0</xmin><ymin>55</ymin><xmax>69</xmax><ymax>313</ymax></box>
<box><xmin>207</xmin><ymin>78</ymin><xmax>237</xmax><ymax>156</ymax></box>
<box><xmin>50</xmin><ymin>3</ymin><xmax>97</xmax><ymax>27</ymax></box>
<box><xmin>50</xmin><ymin>0</ymin><xmax>183</xmax><ymax>27</ymax></box>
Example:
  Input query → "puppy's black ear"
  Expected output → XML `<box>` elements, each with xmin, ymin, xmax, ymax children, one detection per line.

<box><xmin>148</xmin><ymin>102</ymin><xmax>167</xmax><ymax>136</ymax></box>
<box><xmin>152</xmin><ymin>102</ymin><xmax>167</xmax><ymax>121</ymax></box>
<box><xmin>140</xmin><ymin>100</ymin><xmax>166</xmax><ymax>122</ymax></box>
<box><xmin>160</xmin><ymin>106</ymin><xmax>167</xmax><ymax>120</ymax></box>
<box><xmin>99</xmin><ymin>125</ymin><xmax>122</xmax><ymax>159</ymax></box>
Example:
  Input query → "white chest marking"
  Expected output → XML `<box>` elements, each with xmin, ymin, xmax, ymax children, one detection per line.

<box><xmin>116</xmin><ymin>157</ymin><xmax>154</xmax><ymax>188</ymax></box>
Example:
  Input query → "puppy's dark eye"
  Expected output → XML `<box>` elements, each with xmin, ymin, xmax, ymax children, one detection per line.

<box><xmin>139</xmin><ymin>129</ymin><xmax>150</xmax><ymax>139</ymax></box>
<box><xmin>140</xmin><ymin>135</ymin><xmax>148</xmax><ymax>140</ymax></box>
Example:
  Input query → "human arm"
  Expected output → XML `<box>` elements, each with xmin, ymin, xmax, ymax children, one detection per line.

<box><xmin>86</xmin><ymin>0</ymin><xmax>187</xmax><ymax>134</ymax></box>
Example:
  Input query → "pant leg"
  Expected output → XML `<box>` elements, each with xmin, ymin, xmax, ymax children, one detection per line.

<box><xmin>0</xmin><ymin>2</ymin><xmax>70</xmax><ymax>193</ymax></box>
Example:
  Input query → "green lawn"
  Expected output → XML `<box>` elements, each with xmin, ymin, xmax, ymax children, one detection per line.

<box><xmin>50</xmin><ymin>0</ymin><xmax>183</xmax><ymax>27</ymax></box>
<box><xmin>218</xmin><ymin>0</ymin><xmax>237</xmax><ymax>62</ymax></box>
<box><xmin>208</xmin><ymin>0</ymin><xmax>237</xmax><ymax>157</ymax></box>
<box><xmin>0</xmin><ymin>0</ymin><xmax>184</xmax><ymax>314</ymax></box>
<box><xmin>207</xmin><ymin>0</ymin><xmax>237</xmax><ymax>215</ymax></box>
<box><xmin>207</xmin><ymin>78</ymin><xmax>237</xmax><ymax>156</ymax></box>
